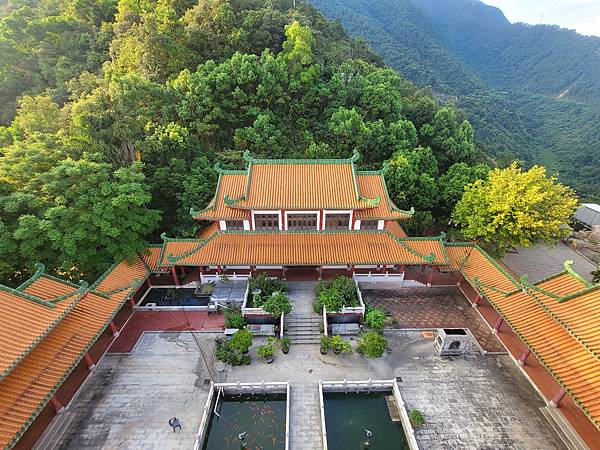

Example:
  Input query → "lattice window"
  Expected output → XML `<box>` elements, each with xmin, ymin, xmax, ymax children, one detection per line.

<box><xmin>254</xmin><ymin>214</ymin><xmax>279</xmax><ymax>230</ymax></box>
<box><xmin>325</xmin><ymin>213</ymin><xmax>350</xmax><ymax>230</ymax></box>
<box><xmin>360</xmin><ymin>220</ymin><xmax>379</xmax><ymax>230</ymax></box>
<box><xmin>287</xmin><ymin>213</ymin><xmax>318</xmax><ymax>230</ymax></box>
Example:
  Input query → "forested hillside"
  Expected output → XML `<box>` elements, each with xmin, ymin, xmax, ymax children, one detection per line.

<box><xmin>0</xmin><ymin>0</ymin><xmax>483</xmax><ymax>284</ymax></box>
<box><xmin>310</xmin><ymin>0</ymin><xmax>600</xmax><ymax>198</ymax></box>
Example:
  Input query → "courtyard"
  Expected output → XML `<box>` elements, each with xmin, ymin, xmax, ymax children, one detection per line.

<box><xmin>50</xmin><ymin>323</ymin><xmax>564</xmax><ymax>449</ymax></box>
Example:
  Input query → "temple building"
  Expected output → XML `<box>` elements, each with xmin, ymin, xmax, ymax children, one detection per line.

<box><xmin>0</xmin><ymin>152</ymin><xmax>599</xmax><ymax>448</ymax></box>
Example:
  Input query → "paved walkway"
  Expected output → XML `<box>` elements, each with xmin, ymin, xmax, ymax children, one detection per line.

<box><xmin>364</xmin><ymin>286</ymin><xmax>506</xmax><ymax>353</ymax></box>
<box><xmin>289</xmin><ymin>384</ymin><xmax>322</xmax><ymax>449</ymax></box>
<box><xmin>286</xmin><ymin>281</ymin><xmax>318</xmax><ymax>315</ymax></box>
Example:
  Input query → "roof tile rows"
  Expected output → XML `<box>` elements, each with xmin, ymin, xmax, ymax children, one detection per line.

<box><xmin>447</xmin><ymin>244</ymin><xmax>600</xmax><ymax>430</ymax></box>
<box><xmin>192</xmin><ymin>153</ymin><xmax>411</xmax><ymax>221</ymax></box>
<box><xmin>0</xmin><ymin>257</ymin><xmax>149</xmax><ymax>449</ymax></box>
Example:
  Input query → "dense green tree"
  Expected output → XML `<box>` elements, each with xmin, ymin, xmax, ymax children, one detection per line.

<box><xmin>438</xmin><ymin>162</ymin><xmax>490</xmax><ymax>214</ymax></box>
<box><xmin>453</xmin><ymin>163</ymin><xmax>578</xmax><ymax>253</ymax></box>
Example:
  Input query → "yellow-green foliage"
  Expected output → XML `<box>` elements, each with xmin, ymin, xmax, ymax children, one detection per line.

<box><xmin>452</xmin><ymin>162</ymin><xmax>578</xmax><ymax>253</ymax></box>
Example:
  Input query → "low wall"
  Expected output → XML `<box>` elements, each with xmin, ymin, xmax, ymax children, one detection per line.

<box><xmin>194</xmin><ymin>381</ymin><xmax>290</xmax><ymax>450</ymax></box>
<box><xmin>319</xmin><ymin>379</ymin><xmax>419</xmax><ymax>450</ymax></box>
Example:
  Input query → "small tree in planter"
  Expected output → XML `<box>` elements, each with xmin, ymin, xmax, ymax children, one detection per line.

<box><xmin>330</xmin><ymin>335</ymin><xmax>352</xmax><ymax>355</ymax></box>
<box><xmin>263</xmin><ymin>292</ymin><xmax>292</xmax><ymax>316</ymax></box>
<box><xmin>249</xmin><ymin>274</ymin><xmax>288</xmax><ymax>307</ymax></box>
<box><xmin>230</xmin><ymin>329</ymin><xmax>253</xmax><ymax>354</ymax></box>
<box><xmin>257</xmin><ymin>337</ymin><xmax>277</xmax><ymax>363</ymax></box>
<box><xmin>409</xmin><ymin>409</ymin><xmax>425</xmax><ymax>428</ymax></box>
<box><xmin>313</xmin><ymin>276</ymin><xmax>359</xmax><ymax>313</ymax></box>
<box><xmin>280</xmin><ymin>336</ymin><xmax>291</xmax><ymax>354</ymax></box>
<box><xmin>357</xmin><ymin>331</ymin><xmax>387</xmax><ymax>358</ymax></box>
<box><xmin>365</xmin><ymin>308</ymin><xmax>386</xmax><ymax>331</ymax></box>
<box><xmin>320</xmin><ymin>336</ymin><xmax>331</xmax><ymax>355</ymax></box>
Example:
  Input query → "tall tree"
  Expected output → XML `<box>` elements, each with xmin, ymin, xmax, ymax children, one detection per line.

<box><xmin>452</xmin><ymin>163</ymin><xmax>578</xmax><ymax>253</ymax></box>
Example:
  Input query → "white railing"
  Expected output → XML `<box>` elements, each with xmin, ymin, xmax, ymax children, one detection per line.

<box><xmin>201</xmin><ymin>272</ymin><xmax>251</xmax><ymax>283</ymax></box>
<box><xmin>323</xmin><ymin>306</ymin><xmax>328</xmax><ymax>337</ymax></box>
<box><xmin>319</xmin><ymin>379</ymin><xmax>420</xmax><ymax>450</ymax></box>
<box><xmin>280</xmin><ymin>313</ymin><xmax>285</xmax><ymax>339</ymax></box>
<box><xmin>339</xmin><ymin>279</ymin><xmax>365</xmax><ymax>317</ymax></box>
<box><xmin>194</xmin><ymin>381</ymin><xmax>290</xmax><ymax>450</ymax></box>
<box><xmin>353</xmin><ymin>271</ymin><xmax>405</xmax><ymax>283</ymax></box>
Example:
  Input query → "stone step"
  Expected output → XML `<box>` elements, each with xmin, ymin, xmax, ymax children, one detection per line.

<box><xmin>287</xmin><ymin>317</ymin><xmax>321</xmax><ymax>323</ymax></box>
<box><xmin>286</xmin><ymin>330</ymin><xmax>320</xmax><ymax>337</ymax></box>
<box><xmin>289</xmin><ymin>337</ymin><xmax>321</xmax><ymax>344</ymax></box>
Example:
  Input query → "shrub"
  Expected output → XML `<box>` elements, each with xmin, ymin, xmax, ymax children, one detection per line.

<box><xmin>224</xmin><ymin>306</ymin><xmax>246</xmax><ymax>329</ymax></box>
<box><xmin>320</xmin><ymin>336</ymin><xmax>331</xmax><ymax>354</ymax></box>
<box><xmin>229</xmin><ymin>329</ymin><xmax>253</xmax><ymax>353</ymax></box>
<box><xmin>248</xmin><ymin>274</ymin><xmax>287</xmax><ymax>307</ymax></box>
<box><xmin>215</xmin><ymin>337</ymin><xmax>248</xmax><ymax>366</ymax></box>
<box><xmin>409</xmin><ymin>409</ymin><xmax>425</xmax><ymax>428</ymax></box>
<box><xmin>313</xmin><ymin>276</ymin><xmax>358</xmax><ymax>313</ymax></box>
<box><xmin>257</xmin><ymin>337</ymin><xmax>277</xmax><ymax>360</ymax></box>
<box><xmin>262</xmin><ymin>292</ymin><xmax>292</xmax><ymax>316</ymax></box>
<box><xmin>593</xmin><ymin>269</ymin><xmax>600</xmax><ymax>284</ymax></box>
<box><xmin>330</xmin><ymin>335</ymin><xmax>352</xmax><ymax>354</ymax></box>
<box><xmin>365</xmin><ymin>308</ymin><xmax>386</xmax><ymax>330</ymax></box>
<box><xmin>280</xmin><ymin>336</ymin><xmax>290</xmax><ymax>352</ymax></box>
<box><xmin>357</xmin><ymin>331</ymin><xmax>387</xmax><ymax>358</ymax></box>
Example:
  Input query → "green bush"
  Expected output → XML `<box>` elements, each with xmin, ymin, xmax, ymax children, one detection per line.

<box><xmin>329</xmin><ymin>335</ymin><xmax>353</xmax><ymax>354</ymax></box>
<box><xmin>257</xmin><ymin>337</ymin><xmax>277</xmax><ymax>360</ymax></box>
<box><xmin>249</xmin><ymin>274</ymin><xmax>287</xmax><ymax>307</ymax></box>
<box><xmin>409</xmin><ymin>409</ymin><xmax>425</xmax><ymax>428</ymax></box>
<box><xmin>215</xmin><ymin>337</ymin><xmax>249</xmax><ymax>366</ymax></box>
<box><xmin>320</xmin><ymin>336</ymin><xmax>331</xmax><ymax>353</ymax></box>
<box><xmin>357</xmin><ymin>331</ymin><xmax>387</xmax><ymax>358</ymax></box>
<box><xmin>229</xmin><ymin>329</ymin><xmax>253</xmax><ymax>353</ymax></box>
<box><xmin>365</xmin><ymin>308</ymin><xmax>386</xmax><ymax>330</ymax></box>
<box><xmin>313</xmin><ymin>276</ymin><xmax>358</xmax><ymax>313</ymax></box>
<box><xmin>262</xmin><ymin>292</ymin><xmax>292</xmax><ymax>316</ymax></box>
<box><xmin>593</xmin><ymin>269</ymin><xmax>600</xmax><ymax>284</ymax></box>
<box><xmin>224</xmin><ymin>306</ymin><xmax>246</xmax><ymax>329</ymax></box>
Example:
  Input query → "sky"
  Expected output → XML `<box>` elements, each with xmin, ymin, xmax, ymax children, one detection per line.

<box><xmin>482</xmin><ymin>0</ymin><xmax>600</xmax><ymax>37</ymax></box>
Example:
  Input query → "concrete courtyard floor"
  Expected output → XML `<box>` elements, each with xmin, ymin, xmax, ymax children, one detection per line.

<box><xmin>53</xmin><ymin>329</ymin><xmax>564</xmax><ymax>450</ymax></box>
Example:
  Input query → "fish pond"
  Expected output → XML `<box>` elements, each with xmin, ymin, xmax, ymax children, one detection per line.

<box><xmin>324</xmin><ymin>392</ymin><xmax>410</xmax><ymax>450</ymax></box>
<box><xmin>202</xmin><ymin>393</ymin><xmax>286</xmax><ymax>450</ymax></box>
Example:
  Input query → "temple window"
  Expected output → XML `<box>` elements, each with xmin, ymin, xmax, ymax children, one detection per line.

<box><xmin>287</xmin><ymin>213</ymin><xmax>318</xmax><ymax>230</ymax></box>
<box><xmin>254</xmin><ymin>214</ymin><xmax>279</xmax><ymax>230</ymax></box>
<box><xmin>360</xmin><ymin>220</ymin><xmax>379</xmax><ymax>230</ymax></box>
<box><xmin>225</xmin><ymin>220</ymin><xmax>244</xmax><ymax>230</ymax></box>
<box><xmin>325</xmin><ymin>213</ymin><xmax>350</xmax><ymax>230</ymax></box>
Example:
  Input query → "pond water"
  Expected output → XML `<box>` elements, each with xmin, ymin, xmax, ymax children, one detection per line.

<box><xmin>324</xmin><ymin>392</ymin><xmax>410</xmax><ymax>450</ymax></box>
<box><xmin>202</xmin><ymin>393</ymin><xmax>286</xmax><ymax>450</ymax></box>
<box><xmin>139</xmin><ymin>287</ymin><xmax>210</xmax><ymax>307</ymax></box>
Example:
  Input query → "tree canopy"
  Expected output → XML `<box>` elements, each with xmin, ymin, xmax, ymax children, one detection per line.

<box><xmin>452</xmin><ymin>163</ymin><xmax>578</xmax><ymax>253</ymax></box>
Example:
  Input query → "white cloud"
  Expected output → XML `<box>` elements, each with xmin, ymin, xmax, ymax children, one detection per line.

<box><xmin>483</xmin><ymin>0</ymin><xmax>600</xmax><ymax>37</ymax></box>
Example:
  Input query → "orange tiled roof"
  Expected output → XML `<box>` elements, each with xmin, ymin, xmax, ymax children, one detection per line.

<box><xmin>157</xmin><ymin>231</ymin><xmax>449</xmax><ymax>267</ymax></box>
<box><xmin>355</xmin><ymin>173</ymin><xmax>412</xmax><ymax>219</ymax></box>
<box><xmin>192</xmin><ymin>152</ymin><xmax>413</xmax><ymax>220</ymax></box>
<box><xmin>447</xmin><ymin>243</ymin><xmax>600</xmax><ymax>429</ymax></box>
<box><xmin>0</xmin><ymin>272</ymin><xmax>86</xmax><ymax>380</ymax></box>
<box><xmin>385</xmin><ymin>220</ymin><xmax>408</xmax><ymax>238</ymax></box>
<box><xmin>0</xmin><ymin>258</ymin><xmax>149</xmax><ymax>449</ymax></box>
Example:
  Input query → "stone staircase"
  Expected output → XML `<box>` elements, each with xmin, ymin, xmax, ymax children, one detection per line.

<box><xmin>285</xmin><ymin>312</ymin><xmax>321</xmax><ymax>344</ymax></box>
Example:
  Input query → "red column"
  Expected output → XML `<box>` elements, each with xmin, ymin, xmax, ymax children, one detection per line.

<box><xmin>109</xmin><ymin>321</ymin><xmax>120</xmax><ymax>337</ymax></box>
<box><xmin>146</xmin><ymin>276</ymin><xmax>152</xmax><ymax>287</ymax></box>
<box><xmin>493</xmin><ymin>316</ymin><xmax>504</xmax><ymax>334</ymax></box>
<box><xmin>399</xmin><ymin>265</ymin><xmax>405</xmax><ymax>273</ymax></box>
<box><xmin>84</xmin><ymin>352</ymin><xmax>95</xmax><ymax>371</ymax></box>
<box><xmin>318</xmin><ymin>266</ymin><xmax>323</xmax><ymax>280</ymax></box>
<box><xmin>217</xmin><ymin>265</ymin><xmax>223</xmax><ymax>275</ymax></box>
<box><xmin>281</xmin><ymin>209</ymin><xmax>285</xmax><ymax>230</ymax></box>
<box><xmin>129</xmin><ymin>297</ymin><xmax>136</xmax><ymax>307</ymax></box>
<box><xmin>518</xmin><ymin>348</ymin><xmax>531</xmax><ymax>367</ymax></box>
<box><xmin>171</xmin><ymin>266</ymin><xmax>179</xmax><ymax>286</ymax></box>
<box><xmin>282</xmin><ymin>266</ymin><xmax>287</xmax><ymax>280</ymax></box>
<box><xmin>379</xmin><ymin>264</ymin><xmax>385</xmax><ymax>273</ymax></box>
<box><xmin>50</xmin><ymin>396</ymin><xmax>64</xmax><ymax>414</ymax></box>
<box><xmin>472</xmin><ymin>294</ymin><xmax>482</xmax><ymax>308</ymax></box>
<box><xmin>427</xmin><ymin>266</ymin><xmax>434</xmax><ymax>286</ymax></box>
<box><xmin>549</xmin><ymin>387</ymin><xmax>567</xmax><ymax>407</ymax></box>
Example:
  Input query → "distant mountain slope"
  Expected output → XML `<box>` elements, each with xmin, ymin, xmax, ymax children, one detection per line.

<box><xmin>310</xmin><ymin>0</ymin><xmax>600</xmax><ymax>199</ymax></box>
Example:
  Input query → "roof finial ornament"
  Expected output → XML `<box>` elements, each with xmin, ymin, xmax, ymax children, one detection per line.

<box><xmin>439</xmin><ymin>231</ymin><xmax>446</xmax><ymax>240</ymax></box>
<box><xmin>78</xmin><ymin>280</ymin><xmax>89</xmax><ymax>289</ymax></box>
<box><xmin>33</xmin><ymin>262</ymin><xmax>45</xmax><ymax>274</ymax></box>
<box><xmin>243</xmin><ymin>150</ymin><xmax>254</xmax><ymax>163</ymax></box>
<box><xmin>160</xmin><ymin>232</ymin><xmax>168</xmax><ymax>242</ymax></box>
<box><xmin>350</xmin><ymin>149</ymin><xmax>360</xmax><ymax>163</ymax></box>
<box><xmin>213</xmin><ymin>162</ymin><xmax>223</xmax><ymax>174</ymax></box>
<box><xmin>381</xmin><ymin>161</ymin><xmax>390</xmax><ymax>174</ymax></box>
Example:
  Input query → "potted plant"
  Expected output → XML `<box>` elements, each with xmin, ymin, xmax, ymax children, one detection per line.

<box><xmin>257</xmin><ymin>337</ymin><xmax>277</xmax><ymax>363</ymax></box>
<box><xmin>320</xmin><ymin>336</ymin><xmax>331</xmax><ymax>355</ymax></box>
<box><xmin>409</xmin><ymin>409</ymin><xmax>424</xmax><ymax>428</ymax></box>
<box><xmin>280</xmin><ymin>336</ymin><xmax>291</xmax><ymax>354</ymax></box>
<box><xmin>230</xmin><ymin>329</ymin><xmax>253</xmax><ymax>354</ymax></box>
<box><xmin>330</xmin><ymin>335</ymin><xmax>352</xmax><ymax>355</ymax></box>
<box><xmin>357</xmin><ymin>331</ymin><xmax>387</xmax><ymax>358</ymax></box>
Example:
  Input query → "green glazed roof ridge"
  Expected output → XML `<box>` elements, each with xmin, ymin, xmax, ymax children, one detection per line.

<box><xmin>242</xmin><ymin>149</ymin><xmax>361</xmax><ymax>165</ymax></box>
<box><xmin>243</xmin><ymin>160</ymin><xmax>252</xmax><ymax>200</ymax></box>
<box><xmin>16</xmin><ymin>263</ymin><xmax>46</xmax><ymax>290</ymax></box>
<box><xmin>5</xmin><ymin>286</ymin><xmax>138</xmax><ymax>450</ymax></box>
<box><xmin>351</xmin><ymin>158</ymin><xmax>361</xmax><ymax>201</ymax></box>
<box><xmin>0</xmin><ymin>287</ymin><xmax>86</xmax><ymax>382</ymax></box>
<box><xmin>470</xmin><ymin>277</ymin><xmax>597</xmax><ymax>429</ymax></box>
<box><xmin>386</xmin><ymin>231</ymin><xmax>437</xmax><ymax>263</ymax></box>
<box><xmin>558</xmin><ymin>283</ymin><xmax>600</xmax><ymax>303</ymax></box>
<box><xmin>166</xmin><ymin>232</ymin><xmax>221</xmax><ymax>265</ymax></box>
<box><xmin>518</xmin><ymin>275</ymin><xmax>561</xmax><ymax>300</ymax></box>
<box><xmin>563</xmin><ymin>260</ymin><xmax>594</xmax><ymax>288</ymax></box>
<box><xmin>190</xmin><ymin>169</ymin><xmax>224</xmax><ymax>218</ymax></box>
<box><xmin>524</xmin><ymin>287</ymin><xmax>600</xmax><ymax>362</ymax></box>
<box><xmin>472</xmin><ymin>277</ymin><xmax>514</xmax><ymax>296</ymax></box>
<box><xmin>473</xmin><ymin>243</ymin><xmax>520</xmax><ymax>287</ymax></box>
<box><xmin>378</xmin><ymin>171</ymin><xmax>414</xmax><ymax>216</ymax></box>
<box><xmin>0</xmin><ymin>284</ymin><xmax>57</xmax><ymax>308</ymax></box>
